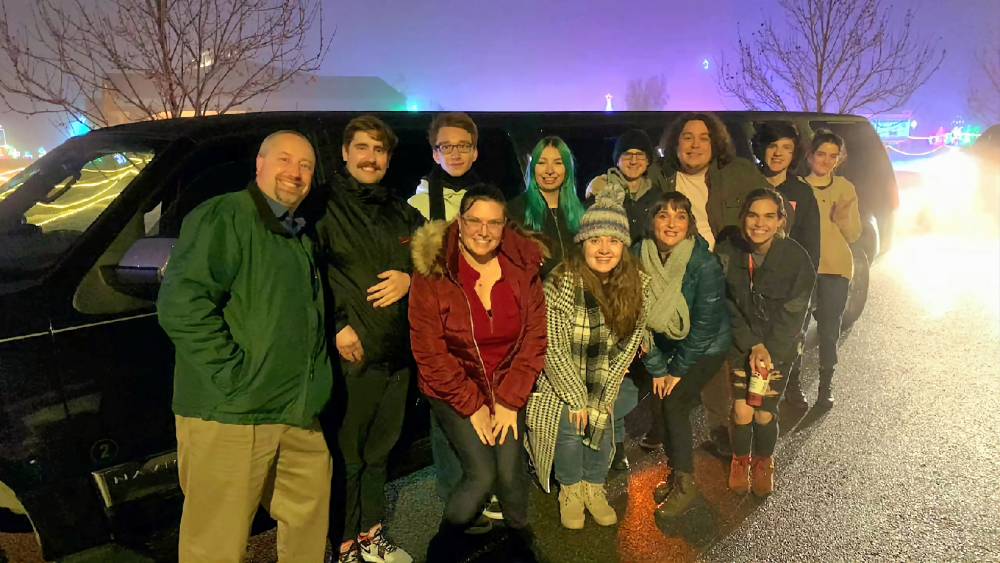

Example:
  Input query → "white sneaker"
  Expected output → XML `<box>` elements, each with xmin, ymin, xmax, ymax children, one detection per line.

<box><xmin>481</xmin><ymin>494</ymin><xmax>503</xmax><ymax>520</ymax></box>
<box><xmin>357</xmin><ymin>526</ymin><xmax>412</xmax><ymax>563</ymax></box>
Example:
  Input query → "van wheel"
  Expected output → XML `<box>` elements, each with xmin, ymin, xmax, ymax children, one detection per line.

<box><xmin>842</xmin><ymin>246</ymin><xmax>870</xmax><ymax>331</ymax></box>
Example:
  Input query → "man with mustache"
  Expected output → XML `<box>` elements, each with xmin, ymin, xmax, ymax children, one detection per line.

<box><xmin>158</xmin><ymin>130</ymin><xmax>333</xmax><ymax>562</ymax></box>
<box><xmin>408</xmin><ymin>112</ymin><xmax>481</xmax><ymax>221</ymax></box>
<box><xmin>315</xmin><ymin>115</ymin><xmax>422</xmax><ymax>563</ymax></box>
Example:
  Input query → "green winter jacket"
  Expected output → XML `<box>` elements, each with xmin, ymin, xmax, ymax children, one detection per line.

<box><xmin>158</xmin><ymin>182</ymin><xmax>332</xmax><ymax>428</ymax></box>
<box><xmin>638</xmin><ymin>235</ymin><xmax>732</xmax><ymax>378</ymax></box>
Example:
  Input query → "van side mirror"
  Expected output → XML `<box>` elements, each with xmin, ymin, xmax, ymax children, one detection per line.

<box><xmin>100</xmin><ymin>238</ymin><xmax>176</xmax><ymax>300</ymax></box>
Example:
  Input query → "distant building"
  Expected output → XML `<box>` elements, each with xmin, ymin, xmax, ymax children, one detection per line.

<box><xmin>95</xmin><ymin>65</ymin><xmax>407</xmax><ymax>125</ymax></box>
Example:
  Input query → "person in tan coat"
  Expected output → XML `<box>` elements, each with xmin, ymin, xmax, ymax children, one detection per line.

<box><xmin>803</xmin><ymin>129</ymin><xmax>862</xmax><ymax>408</ymax></box>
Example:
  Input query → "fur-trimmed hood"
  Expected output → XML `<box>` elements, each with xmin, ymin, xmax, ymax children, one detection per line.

<box><xmin>411</xmin><ymin>219</ymin><xmax>550</xmax><ymax>278</ymax></box>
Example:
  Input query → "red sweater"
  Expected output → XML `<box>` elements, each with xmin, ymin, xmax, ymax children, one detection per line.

<box><xmin>457</xmin><ymin>253</ymin><xmax>521</xmax><ymax>383</ymax></box>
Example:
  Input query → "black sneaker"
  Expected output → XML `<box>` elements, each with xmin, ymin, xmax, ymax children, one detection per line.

<box><xmin>638</xmin><ymin>434</ymin><xmax>662</xmax><ymax>450</ymax></box>
<box><xmin>783</xmin><ymin>384</ymin><xmax>809</xmax><ymax>410</ymax></box>
<box><xmin>464</xmin><ymin>512</ymin><xmax>494</xmax><ymax>535</ymax></box>
<box><xmin>610</xmin><ymin>443</ymin><xmax>630</xmax><ymax>471</ymax></box>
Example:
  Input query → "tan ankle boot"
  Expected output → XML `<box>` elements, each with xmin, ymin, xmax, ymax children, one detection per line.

<box><xmin>751</xmin><ymin>456</ymin><xmax>775</xmax><ymax>497</ymax></box>
<box><xmin>582</xmin><ymin>482</ymin><xmax>618</xmax><ymax>526</ymax></box>
<box><xmin>729</xmin><ymin>455</ymin><xmax>752</xmax><ymax>494</ymax></box>
<box><xmin>558</xmin><ymin>482</ymin><xmax>585</xmax><ymax>529</ymax></box>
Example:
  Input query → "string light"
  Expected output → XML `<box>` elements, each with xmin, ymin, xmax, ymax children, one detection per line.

<box><xmin>886</xmin><ymin>144</ymin><xmax>949</xmax><ymax>158</ymax></box>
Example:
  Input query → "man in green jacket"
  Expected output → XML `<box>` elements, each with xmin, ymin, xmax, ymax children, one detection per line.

<box><xmin>158</xmin><ymin>130</ymin><xmax>333</xmax><ymax>562</ymax></box>
<box><xmin>315</xmin><ymin>115</ymin><xmax>423</xmax><ymax>563</ymax></box>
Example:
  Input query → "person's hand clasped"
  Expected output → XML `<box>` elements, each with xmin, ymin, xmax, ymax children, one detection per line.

<box><xmin>569</xmin><ymin>408</ymin><xmax>589</xmax><ymax>436</ymax></box>
<box><xmin>367</xmin><ymin>270</ymin><xmax>410</xmax><ymax>308</ymax></box>
<box><xmin>492</xmin><ymin>403</ymin><xmax>519</xmax><ymax>445</ymax></box>
<box><xmin>470</xmin><ymin>405</ymin><xmax>495</xmax><ymax>446</ymax></box>
<box><xmin>336</xmin><ymin>325</ymin><xmax>364</xmax><ymax>363</ymax></box>
<box><xmin>653</xmin><ymin>375</ymin><xmax>682</xmax><ymax>398</ymax></box>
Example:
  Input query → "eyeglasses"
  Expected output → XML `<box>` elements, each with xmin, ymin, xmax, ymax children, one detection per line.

<box><xmin>435</xmin><ymin>143</ymin><xmax>474</xmax><ymax>155</ymax></box>
<box><xmin>620</xmin><ymin>152</ymin><xmax>648</xmax><ymax>162</ymax></box>
<box><xmin>461</xmin><ymin>216</ymin><xmax>505</xmax><ymax>233</ymax></box>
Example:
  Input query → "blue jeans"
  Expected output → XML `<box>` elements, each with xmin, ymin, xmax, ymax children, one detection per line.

<box><xmin>554</xmin><ymin>405</ymin><xmax>615</xmax><ymax>486</ymax></box>
<box><xmin>613</xmin><ymin>375</ymin><xmax>639</xmax><ymax>444</ymax></box>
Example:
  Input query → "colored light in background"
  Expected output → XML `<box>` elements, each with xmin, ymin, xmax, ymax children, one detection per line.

<box><xmin>69</xmin><ymin>118</ymin><xmax>90</xmax><ymax>137</ymax></box>
<box><xmin>702</xmin><ymin>58</ymin><xmax>710</xmax><ymax>70</ymax></box>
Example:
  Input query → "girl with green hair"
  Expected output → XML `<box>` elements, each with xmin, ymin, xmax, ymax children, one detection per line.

<box><xmin>508</xmin><ymin>136</ymin><xmax>586</xmax><ymax>277</ymax></box>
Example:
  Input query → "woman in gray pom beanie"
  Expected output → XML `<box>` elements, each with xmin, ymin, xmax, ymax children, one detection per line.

<box><xmin>524</xmin><ymin>182</ymin><xmax>650</xmax><ymax>530</ymax></box>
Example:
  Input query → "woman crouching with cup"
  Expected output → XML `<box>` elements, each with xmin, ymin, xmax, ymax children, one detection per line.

<box><xmin>715</xmin><ymin>188</ymin><xmax>815</xmax><ymax>497</ymax></box>
<box><xmin>638</xmin><ymin>192</ymin><xmax>731</xmax><ymax>519</ymax></box>
<box><xmin>525</xmin><ymin>183</ymin><xmax>649</xmax><ymax>530</ymax></box>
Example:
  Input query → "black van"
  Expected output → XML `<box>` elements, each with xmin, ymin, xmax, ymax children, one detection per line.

<box><xmin>0</xmin><ymin>111</ymin><xmax>896</xmax><ymax>559</ymax></box>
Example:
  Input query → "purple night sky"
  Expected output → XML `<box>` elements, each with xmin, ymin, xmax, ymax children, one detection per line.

<box><xmin>1</xmin><ymin>0</ymin><xmax>997</xmax><ymax>149</ymax></box>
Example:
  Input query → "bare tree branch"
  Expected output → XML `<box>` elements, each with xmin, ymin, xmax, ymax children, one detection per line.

<box><xmin>968</xmin><ymin>41</ymin><xmax>1000</xmax><ymax>123</ymax></box>
<box><xmin>625</xmin><ymin>74</ymin><xmax>669</xmax><ymax>111</ymax></box>
<box><xmin>0</xmin><ymin>0</ymin><xmax>329</xmax><ymax>128</ymax></box>
<box><xmin>717</xmin><ymin>0</ymin><xmax>944</xmax><ymax>115</ymax></box>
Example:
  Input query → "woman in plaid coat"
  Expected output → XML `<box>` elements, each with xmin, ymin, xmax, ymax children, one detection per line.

<box><xmin>525</xmin><ymin>184</ymin><xmax>649</xmax><ymax>530</ymax></box>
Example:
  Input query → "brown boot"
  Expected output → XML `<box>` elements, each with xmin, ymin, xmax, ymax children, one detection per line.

<box><xmin>728</xmin><ymin>455</ymin><xmax>751</xmax><ymax>494</ymax></box>
<box><xmin>751</xmin><ymin>456</ymin><xmax>775</xmax><ymax>497</ymax></box>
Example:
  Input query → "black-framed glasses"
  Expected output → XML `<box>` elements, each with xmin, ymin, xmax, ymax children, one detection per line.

<box><xmin>620</xmin><ymin>151</ymin><xmax>648</xmax><ymax>162</ymax></box>
<box><xmin>435</xmin><ymin>143</ymin><xmax>474</xmax><ymax>155</ymax></box>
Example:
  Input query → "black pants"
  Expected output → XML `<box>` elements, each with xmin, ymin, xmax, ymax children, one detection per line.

<box><xmin>815</xmin><ymin>274</ymin><xmax>850</xmax><ymax>373</ymax></box>
<box><xmin>656</xmin><ymin>354</ymin><xmax>725</xmax><ymax>473</ymax></box>
<box><xmin>325</xmin><ymin>364</ymin><xmax>410</xmax><ymax>542</ymax></box>
<box><xmin>428</xmin><ymin>398</ymin><xmax>529</xmax><ymax>530</ymax></box>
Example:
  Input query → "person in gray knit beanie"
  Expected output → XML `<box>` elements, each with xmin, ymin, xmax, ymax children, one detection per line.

<box><xmin>526</xmin><ymin>175</ymin><xmax>649</xmax><ymax>531</ymax></box>
<box><xmin>574</xmin><ymin>181</ymin><xmax>631</xmax><ymax>245</ymax></box>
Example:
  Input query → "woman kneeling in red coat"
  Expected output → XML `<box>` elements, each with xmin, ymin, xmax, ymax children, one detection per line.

<box><xmin>409</xmin><ymin>184</ymin><xmax>548</xmax><ymax>559</ymax></box>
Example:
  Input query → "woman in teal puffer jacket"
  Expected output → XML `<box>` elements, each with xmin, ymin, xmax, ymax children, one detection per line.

<box><xmin>636</xmin><ymin>191</ymin><xmax>731</xmax><ymax>521</ymax></box>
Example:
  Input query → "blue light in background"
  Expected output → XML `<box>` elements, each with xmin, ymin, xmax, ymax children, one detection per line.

<box><xmin>68</xmin><ymin>117</ymin><xmax>90</xmax><ymax>137</ymax></box>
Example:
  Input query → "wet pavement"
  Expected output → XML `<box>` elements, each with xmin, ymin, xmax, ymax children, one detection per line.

<box><xmin>3</xmin><ymin>230</ymin><xmax>999</xmax><ymax>562</ymax></box>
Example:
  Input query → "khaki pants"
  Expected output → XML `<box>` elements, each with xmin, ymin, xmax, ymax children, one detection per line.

<box><xmin>175</xmin><ymin>416</ymin><xmax>332</xmax><ymax>563</ymax></box>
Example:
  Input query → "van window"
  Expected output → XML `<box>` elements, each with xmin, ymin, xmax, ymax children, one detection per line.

<box><xmin>0</xmin><ymin>148</ymin><xmax>155</xmax><ymax>294</ymax></box>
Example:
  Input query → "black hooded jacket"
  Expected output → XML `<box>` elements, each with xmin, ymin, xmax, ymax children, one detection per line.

<box><xmin>314</xmin><ymin>172</ymin><xmax>425</xmax><ymax>373</ymax></box>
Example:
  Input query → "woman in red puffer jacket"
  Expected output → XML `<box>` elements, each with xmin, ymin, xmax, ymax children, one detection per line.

<box><xmin>409</xmin><ymin>184</ymin><xmax>547</xmax><ymax>559</ymax></box>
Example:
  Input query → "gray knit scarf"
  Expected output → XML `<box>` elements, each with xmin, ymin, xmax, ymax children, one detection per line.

<box><xmin>640</xmin><ymin>237</ymin><xmax>693</xmax><ymax>339</ymax></box>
